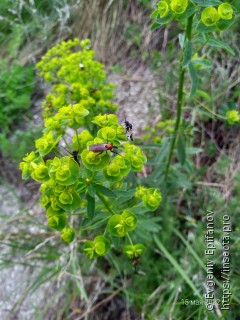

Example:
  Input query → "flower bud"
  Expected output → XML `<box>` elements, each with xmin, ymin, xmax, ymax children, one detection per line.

<box><xmin>201</xmin><ymin>7</ymin><xmax>220</xmax><ymax>26</ymax></box>
<box><xmin>107</xmin><ymin>163</ymin><xmax>120</xmax><ymax>177</ymax></box>
<box><xmin>158</xmin><ymin>1</ymin><xmax>169</xmax><ymax>18</ymax></box>
<box><xmin>142</xmin><ymin>188</ymin><xmax>162</xmax><ymax>211</ymax></box>
<box><xmin>59</xmin><ymin>191</ymin><xmax>73</xmax><ymax>204</ymax></box>
<box><xmin>226</xmin><ymin>110</ymin><xmax>239</xmax><ymax>125</ymax></box>
<box><xmin>31</xmin><ymin>164</ymin><xmax>49</xmax><ymax>182</ymax></box>
<box><xmin>61</xmin><ymin>227</ymin><xmax>76</xmax><ymax>243</ymax></box>
<box><xmin>170</xmin><ymin>0</ymin><xmax>188</xmax><ymax>14</ymax></box>
<box><xmin>47</xmin><ymin>214</ymin><xmax>66</xmax><ymax>231</ymax></box>
<box><xmin>218</xmin><ymin>3</ymin><xmax>233</xmax><ymax>20</ymax></box>
<box><xmin>56</xmin><ymin>166</ymin><xmax>71</xmax><ymax>181</ymax></box>
<box><xmin>123</xmin><ymin>244</ymin><xmax>145</xmax><ymax>259</ymax></box>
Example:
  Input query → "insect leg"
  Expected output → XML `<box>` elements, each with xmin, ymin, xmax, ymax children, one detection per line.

<box><xmin>94</xmin><ymin>151</ymin><xmax>104</xmax><ymax>158</ymax></box>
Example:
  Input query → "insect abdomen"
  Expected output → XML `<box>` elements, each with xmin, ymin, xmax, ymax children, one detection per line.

<box><xmin>88</xmin><ymin>144</ymin><xmax>108</xmax><ymax>152</ymax></box>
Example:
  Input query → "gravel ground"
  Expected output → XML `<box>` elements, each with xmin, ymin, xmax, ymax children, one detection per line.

<box><xmin>109</xmin><ymin>69</ymin><xmax>160</xmax><ymax>134</ymax></box>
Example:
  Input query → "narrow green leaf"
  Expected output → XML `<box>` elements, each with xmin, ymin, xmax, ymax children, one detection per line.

<box><xmin>87</xmin><ymin>193</ymin><xmax>95</xmax><ymax>219</ymax></box>
<box><xmin>150</xmin><ymin>21</ymin><xmax>161</xmax><ymax>31</ymax></box>
<box><xmin>88</xmin><ymin>184</ymin><xmax>95</xmax><ymax>198</ymax></box>
<box><xmin>156</xmin><ymin>12</ymin><xmax>175</xmax><ymax>25</ymax></box>
<box><xmin>192</xmin><ymin>0</ymin><xmax>221</xmax><ymax>7</ymax></box>
<box><xmin>150</xmin><ymin>9</ymin><xmax>159</xmax><ymax>18</ymax></box>
<box><xmin>192</xmin><ymin>58</ymin><xmax>212</xmax><ymax>69</ymax></box>
<box><xmin>217</xmin><ymin>18</ymin><xmax>235</xmax><ymax>31</ymax></box>
<box><xmin>185</xmin><ymin>147</ymin><xmax>203</xmax><ymax>154</ymax></box>
<box><xmin>182</xmin><ymin>40</ymin><xmax>192</xmax><ymax>68</ymax></box>
<box><xmin>81</xmin><ymin>217</ymin><xmax>90</xmax><ymax>227</ymax></box>
<box><xmin>95</xmin><ymin>184</ymin><xmax>116</xmax><ymax>197</ymax></box>
<box><xmin>178</xmin><ymin>33</ymin><xmax>185</xmax><ymax>49</ymax></box>
<box><xmin>207</xmin><ymin>38</ymin><xmax>235</xmax><ymax>56</ymax></box>
<box><xmin>114</xmin><ymin>189</ymin><xmax>135</xmax><ymax>198</ymax></box>
<box><xmin>196</xmin><ymin>21</ymin><xmax>217</xmax><ymax>33</ymax></box>
<box><xmin>196</xmin><ymin>90</ymin><xmax>211</xmax><ymax>101</ymax></box>
<box><xmin>177</xmin><ymin>136</ymin><xmax>186</xmax><ymax>165</ymax></box>
<box><xmin>153</xmin><ymin>235</ymin><xmax>202</xmax><ymax>299</ymax></box>
<box><xmin>188</xmin><ymin>63</ymin><xmax>198</xmax><ymax>97</ymax></box>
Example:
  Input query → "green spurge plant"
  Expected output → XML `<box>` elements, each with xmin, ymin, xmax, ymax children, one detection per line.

<box><xmin>36</xmin><ymin>38</ymin><xmax>117</xmax><ymax>128</ymax></box>
<box><xmin>151</xmin><ymin>0</ymin><xmax>240</xmax><ymax>180</ymax></box>
<box><xmin>19</xmin><ymin>39</ymin><xmax>162</xmax><ymax>261</ymax></box>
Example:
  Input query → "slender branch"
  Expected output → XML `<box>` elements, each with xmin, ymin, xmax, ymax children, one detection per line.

<box><xmin>126</xmin><ymin>233</ymin><xmax>133</xmax><ymax>246</ymax></box>
<box><xmin>96</xmin><ymin>191</ymin><xmax>115</xmax><ymax>215</ymax></box>
<box><xmin>164</xmin><ymin>15</ymin><xmax>194</xmax><ymax>181</ymax></box>
<box><xmin>75</xmin><ymin>129</ymin><xmax>81</xmax><ymax>151</ymax></box>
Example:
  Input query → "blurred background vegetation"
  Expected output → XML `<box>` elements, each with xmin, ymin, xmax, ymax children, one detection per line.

<box><xmin>0</xmin><ymin>0</ymin><xmax>239</xmax><ymax>319</ymax></box>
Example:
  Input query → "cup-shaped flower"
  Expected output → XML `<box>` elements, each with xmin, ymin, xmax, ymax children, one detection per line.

<box><xmin>35</xmin><ymin>131</ymin><xmax>60</xmax><ymax>156</ymax></box>
<box><xmin>108</xmin><ymin>211</ymin><xmax>137</xmax><ymax>237</ymax></box>
<box><xmin>124</xmin><ymin>144</ymin><xmax>147</xmax><ymax>172</ymax></box>
<box><xmin>19</xmin><ymin>161</ymin><xmax>32</xmax><ymax>180</ymax></box>
<box><xmin>50</xmin><ymin>196</ymin><xmax>63</xmax><ymax>211</ymax></box>
<box><xmin>55</xmin><ymin>165</ymin><xmax>71</xmax><ymax>181</ymax></box>
<box><xmin>108</xmin><ymin>215</ymin><xmax>125</xmax><ymax>237</ymax></box>
<box><xmin>31</xmin><ymin>163</ymin><xmax>49</xmax><ymax>182</ymax></box>
<box><xmin>218</xmin><ymin>3</ymin><xmax>233</xmax><ymax>20</ymax></box>
<box><xmin>81</xmin><ymin>149</ymin><xmax>110</xmax><ymax>171</ymax></box>
<box><xmin>83</xmin><ymin>236</ymin><xmax>110</xmax><ymax>259</ymax></box>
<box><xmin>47</xmin><ymin>214</ymin><xmax>66</xmax><ymax>231</ymax></box>
<box><xmin>72</xmin><ymin>130</ymin><xmax>94</xmax><ymax>152</ymax></box>
<box><xmin>103</xmin><ymin>156</ymin><xmax>131</xmax><ymax>182</ymax></box>
<box><xmin>135</xmin><ymin>186</ymin><xmax>147</xmax><ymax>198</ymax></box>
<box><xmin>56</xmin><ymin>187</ymin><xmax>81</xmax><ymax>211</ymax></box>
<box><xmin>19</xmin><ymin>151</ymin><xmax>41</xmax><ymax>180</ymax></box>
<box><xmin>61</xmin><ymin>227</ymin><xmax>76</xmax><ymax>243</ymax></box>
<box><xmin>158</xmin><ymin>1</ymin><xmax>169</xmax><ymax>17</ymax></box>
<box><xmin>98</xmin><ymin>127</ymin><xmax>116</xmax><ymax>141</ymax></box>
<box><xmin>49</xmin><ymin>156</ymin><xmax>80</xmax><ymax>185</ymax></box>
<box><xmin>23</xmin><ymin>151</ymin><xmax>37</xmax><ymax>162</ymax></box>
<box><xmin>41</xmin><ymin>195</ymin><xmax>49</xmax><ymax>207</ymax></box>
<box><xmin>94</xmin><ymin>236</ymin><xmax>110</xmax><ymax>256</ymax></box>
<box><xmin>53</xmin><ymin>184</ymin><xmax>66</xmax><ymax>195</ymax></box>
<box><xmin>46</xmin><ymin>205</ymin><xmax>65</xmax><ymax>217</ymax></box>
<box><xmin>59</xmin><ymin>191</ymin><xmax>73</xmax><ymax>204</ymax></box>
<box><xmin>226</xmin><ymin>110</ymin><xmax>239</xmax><ymax>125</ymax></box>
<box><xmin>123</xmin><ymin>244</ymin><xmax>145</xmax><ymax>259</ymax></box>
<box><xmin>57</xmin><ymin>104</ymin><xmax>89</xmax><ymax>128</ymax></box>
<box><xmin>142</xmin><ymin>188</ymin><xmax>162</xmax><ymax>211</ymax></box>
<box><xmin>201</xmin><ymin>7</ymin><xmax>220</xmax><ymax>26</ymax></box>
<box><xmin>107</xmin><ymin>163</ymin><xmax>121</xmax><ymax>177</ymax></box>
<box><xmin>49</xmin><ymin>157</ymin><xmax>61</xmax><ymax>173</ymax></box>
<box><xmin>92</xmin><ymin>114</ymin><xmax>118</xmax><ymax>127</ymax></box>
<box><xmin>40</xmin><ymin>179</ymin><xmax>56</xmax><ymax>195</ymax></box>
<box><xmin>83</xmin><ymin>241</ymin><xmax>95</xmax><ymax>259</ymax></box>
<box><xmin>170</xmin><ymin>0</ymin><xmax>188</xmax><ymax>14</ymax></box>
<box><xmin>122</xmin><ymin>210</ymin><xmax>137</xmax><ymax>232</ymax></box>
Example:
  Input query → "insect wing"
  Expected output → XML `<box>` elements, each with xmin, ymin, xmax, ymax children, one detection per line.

<box><xmin>88</xmin><ymin>144</ymin><xmax>107</xmax><ymax>152</ymax></box>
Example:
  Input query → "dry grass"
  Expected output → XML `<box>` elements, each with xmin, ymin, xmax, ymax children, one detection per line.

<box><xmin>71</xmin><ymin>0</ymin><xmax>163</xmax><ymax>68</ymax></box>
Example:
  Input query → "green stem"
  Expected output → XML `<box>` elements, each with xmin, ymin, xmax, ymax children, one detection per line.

<box><xmin>164</xmin><ymin>15</ymin><xmax>194</xmax><ymax>181</ymax></box>
<box><xmin>62</xmin><ymin>136</ymin><xmax>72</xmax><ymax>152</ymax></box>
<box><xmin>126</xmin><ymin>233</ymin><xmax>133</xmax><ymax>246</ymax></box>
<box><xmin>75</xmin><ymin>129</ymin><xmax>80</xmax><ymax>151</ymax></box>
<box><xmin>96</xmin><ymin>191</ymin><xmax>115</xmax><ymax>215</ymax></box>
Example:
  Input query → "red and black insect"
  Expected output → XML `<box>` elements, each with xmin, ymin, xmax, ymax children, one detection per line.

<box><xmin>88</xmin><ymin>131</ymin><xmax>120</xmax><ymax>158</ymax></box>
<box><xmin>88</xmin><ymin>142</ymin><xmax>119</xmax><ymax>158</ymax></box>
<box><xmin>124</xmin><ymin>115</ymin><xmax>133</xmax><ymax>142</ymax></box>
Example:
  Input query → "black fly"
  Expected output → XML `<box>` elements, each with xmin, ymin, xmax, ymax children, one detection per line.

<box><xmin>124</xmin><ymin>114</ymin><xmax>133</xmax><ymax>142</ymax></box>
<box><xmin>62</xmin><ymin>147</ymin><xmax>81</xmax><ymax>166</ymax></box>
<box><xmin>70</xmin><ymin>150</ymin><xmax>81</xmax><ymax>166</ymax></box>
